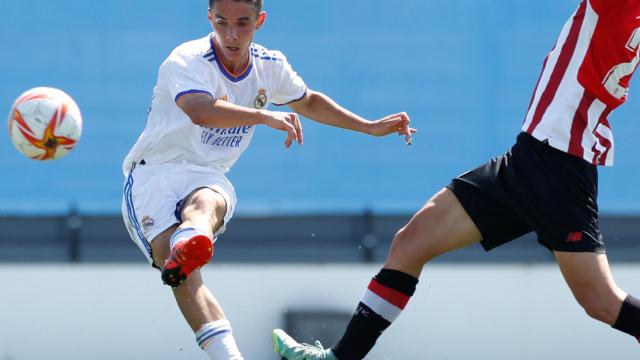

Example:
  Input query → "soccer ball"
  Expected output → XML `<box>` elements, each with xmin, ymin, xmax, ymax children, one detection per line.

<box><xmin>7</xmin><ymin>87</ymin><xmax>83</xmax><ymax>160</ymax></box>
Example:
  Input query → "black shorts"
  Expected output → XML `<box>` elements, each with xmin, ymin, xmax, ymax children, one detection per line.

<box><xmin>447</xmin><ymin>132</ymin><xmax>605</xmax><ymax>253</ymax></box>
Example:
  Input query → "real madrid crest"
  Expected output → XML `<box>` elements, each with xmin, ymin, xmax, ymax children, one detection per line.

<box><xmin>141</xmin><ymin>215</ymin><xmax>155</xmax><ymax>234</ymax></box>
<box><xmin>254</xmin><ymin>88</ymin><xmax>267</xmax><ymax>109</ymax></box>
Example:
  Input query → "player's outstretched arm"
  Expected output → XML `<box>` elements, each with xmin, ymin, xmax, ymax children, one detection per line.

<box><xmin>178</xmin><ymin>93</ymin><xmax>303</xmax><ymax>148</ymax></box>
<box><xmin>288</xmin><ymin>90</ymin><xmax>416</xmax><ymax>144</ymax></box>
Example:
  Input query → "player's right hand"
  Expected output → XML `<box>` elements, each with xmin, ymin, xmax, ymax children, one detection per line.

<box><xmin>260</xmin><ymin>110</ymin><xmax>303</xmax><ymax>148</ymax></box>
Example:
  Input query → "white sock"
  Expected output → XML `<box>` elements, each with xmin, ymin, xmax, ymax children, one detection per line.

<box><xmin>196</xmin><ymin>319</ymin><xmax>244</xmax><ymax>360</ymax></box>
<box><xmin>170</xmin><ymin>227</ymin><xmax>207</xmax><ymax>249</ymax></box>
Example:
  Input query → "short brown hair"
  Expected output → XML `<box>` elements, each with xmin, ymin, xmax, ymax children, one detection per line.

<box><xmin>209</xmin><ymin>0</ymin><xmax>262</xmax><ymax>14</ymax></box>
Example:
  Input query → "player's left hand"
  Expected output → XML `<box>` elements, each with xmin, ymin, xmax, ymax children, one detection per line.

<box><xmin>366</xmin><ymin>112</ymin><xmax>416</xmax><ymax>144</ymax></box>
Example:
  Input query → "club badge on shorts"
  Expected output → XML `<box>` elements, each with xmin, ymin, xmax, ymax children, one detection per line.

<box><xmin>141</xmin><ymin>215</ymin><xmax>155</xmax><ymax>234</ymax></box>
<box><xmin>254</xmin><ymin>88</ymin><xmax>267</xmax><ymax>109</ymax></box>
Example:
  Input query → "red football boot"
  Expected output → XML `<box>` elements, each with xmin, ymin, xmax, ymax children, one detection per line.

<box><xmin>161</xmin><ymin>235</ymin><xmax>213</xmax><ymax>288</ymax></box>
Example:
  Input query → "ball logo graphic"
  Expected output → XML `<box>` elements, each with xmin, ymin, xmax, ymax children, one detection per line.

<box><xmin>7</xmin><ymin>87</ymin><xmax>83</xmax><ymax>160</ymax></box>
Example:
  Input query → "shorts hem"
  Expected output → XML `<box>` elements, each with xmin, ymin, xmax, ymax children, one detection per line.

<box><xmin>446</xmin><ymin>182</ymin><xmax>495</xmax><ymax>252</ymax></box>
<box><xmin>542</xmin><ymin>242</ymin><xmax>607</xmax><ymax>254</ymax></box>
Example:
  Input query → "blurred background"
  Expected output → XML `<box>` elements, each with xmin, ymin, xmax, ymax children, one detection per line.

<box><xmin>1</xmin><ymin>0</ymin><xmax>639</xmax><ymax>359</ymax></box>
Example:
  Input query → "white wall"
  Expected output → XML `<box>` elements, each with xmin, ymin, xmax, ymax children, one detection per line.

<box><xmin>0</xmin><ymin>264</ymin><xmax>638</xmax><ymax>360</ymax></box>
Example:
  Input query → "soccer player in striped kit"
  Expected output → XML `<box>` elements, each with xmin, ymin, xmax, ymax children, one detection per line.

<box><xmin>121</xmin><ymin>0</ymin><xmax>414</xmax><ymax>359</ymax></box>
<box><xmin>274</xmin><ymin>1</ymin><xmax>640</xmax><ymax>358</ymax></box>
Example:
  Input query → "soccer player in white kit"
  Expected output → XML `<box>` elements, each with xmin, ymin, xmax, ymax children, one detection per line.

<box><xmin>274</xmin><ymin>1</ymin><xmax>640</xmax><ymax>359</ymax></box>
<box><xmin>121</xmin><ymin>0</ymin><xmax>415</xmax><ymax>359</ymax></box>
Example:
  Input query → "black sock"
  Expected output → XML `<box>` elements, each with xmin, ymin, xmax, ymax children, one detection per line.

<box><xmin>613</xmin><ymin>295</ymin><xmax>640</xmax><ymax>342</ymax></box>
<box><xmin>332</xmin><ymin>269</ymin><xmax>418</xmax><ymax>360</ymax></box>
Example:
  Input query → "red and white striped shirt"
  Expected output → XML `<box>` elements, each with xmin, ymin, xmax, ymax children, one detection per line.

<box><xmin>523</xmin><ymin>0</ymin><xmax>640</xmax><ymax>166</ymax></box>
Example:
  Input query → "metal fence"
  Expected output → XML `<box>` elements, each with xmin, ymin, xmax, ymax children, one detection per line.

<box><xmin>1</xmin><ymin>211</ymin><xmax>639</xmax><ymax>263</ymax></box>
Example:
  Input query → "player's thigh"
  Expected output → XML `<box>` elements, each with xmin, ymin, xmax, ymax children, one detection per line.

<box><xmin>555</xmin><ymin>251</ymin><xmax>626</xmax><ymax>322</ymax></box>
<box><xmin>176</xmin><ymin>165</ymin><xmax>237</xmax><ymax>237</ymax></box>
<box><xmin>180</xmin><ymin>187</ymin><xmax>228</xmax><ymax>232</ymax></box>
<box><xmin>387</xmin><ymin>188</ymin><xmax>482</xmax><ymax>268</ymax></box>
<box><xmin>150</xmin><ymin>224</ymin><xmax>179</xmax><ymax>267</ymax></box>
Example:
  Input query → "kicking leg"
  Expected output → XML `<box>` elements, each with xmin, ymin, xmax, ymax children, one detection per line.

<box><xmin>331</xmin><ymin>188</ymin><xmax>482</xmax><ymax>359</ymax></box>
<box><xmin>152</xmin><ymin>188</ymin><xmax>244</xmax><ymax>359</ymax></box>
<box><xmin>274</xmin><ymin>188</ymin><xmax>483</xmax><ymax>360</ymax></box>
<box><xmin>555</xmin><ymin>251</ymin><xmax>640</xmax><ymax>342</ymax></box>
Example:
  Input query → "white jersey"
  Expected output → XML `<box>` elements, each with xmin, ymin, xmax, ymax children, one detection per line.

<box><xmin>123</xmin><ymin>34</ymin><xmax>307</xmax><ymax>174</ymax></box>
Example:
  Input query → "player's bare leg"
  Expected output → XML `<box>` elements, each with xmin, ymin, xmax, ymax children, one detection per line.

<box><xmin>151</xmin><ymin>229</ymin><xmax>226</xmax><ymax>331</ymax></box>
<box><xmin>173</xmin><ymin>270</ymin><xmax>226</xmax><ymax>329</ymax></box>
<box><xmin>383</xmin><ymin>187</ymin><xmax>482</xmax><ymax>276</ymax></box>
<box><xmin>178</xmin><ymin>187</ymin><xmax>225</xmax><ymax>241</ymax></box>
<box><xmin>274</xmin><ymin>188</ymin><xmax>483</xmax><ymax>359</ymax></box>
<box><xmin>152</xmin><ymin>188</ymin><xmax>244</xmax><ymax>359</ymax></box>
<box><xmin>555</xmin><ymin>251</ymin><xmax>640</xmax><ymax>342</ymax></box>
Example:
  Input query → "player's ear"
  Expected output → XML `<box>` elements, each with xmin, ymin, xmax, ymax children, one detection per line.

<box><xmin>208</xmin><ymin>8</ymin><xmax>213</xmax><ymax>24</ymax></box>
<box><xmin>256</xmin><ymin>11</ymin><xmax>267</xmax><ymax>29</ymax></box>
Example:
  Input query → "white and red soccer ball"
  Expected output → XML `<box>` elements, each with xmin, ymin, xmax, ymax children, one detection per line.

<box><xmin>7</xmin><ymin>87</ymin><xmax>82</xmax><ymax>160</ymax></box>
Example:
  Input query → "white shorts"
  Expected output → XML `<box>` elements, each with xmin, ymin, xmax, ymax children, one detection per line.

<box><xmin>121</xmin><ymin>161</ymin><xmax>237</xmax><ymax>265</ymax></box>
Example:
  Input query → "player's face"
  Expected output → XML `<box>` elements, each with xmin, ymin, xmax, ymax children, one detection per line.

<box><xmin>209</xmin><ymin>1</ymin><xmax>266</xmax><ymax>71</ymax></box>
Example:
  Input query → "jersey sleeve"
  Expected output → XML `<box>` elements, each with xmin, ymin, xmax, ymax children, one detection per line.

<box><xmin>160</xmin><ymin>52</ymin><xmax>216</xmax><ymax>103</ymax></box>
<box><xmin>270</xmin><ymin>52</ymin><xmax>307</xmax><ymax>106</ymax></box>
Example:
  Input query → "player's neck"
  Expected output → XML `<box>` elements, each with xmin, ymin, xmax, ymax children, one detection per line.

<box><xmin>213</xmin><ymin>38</ymin><xmax>251</xmax><ymax>76</ymax></box>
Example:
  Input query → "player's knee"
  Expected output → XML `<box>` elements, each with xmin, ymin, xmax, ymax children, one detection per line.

<box><xmin>186</xmin><ymin>190</ymin><xmax>216</xmax><ymax>213</ymax></box>
<box><xmin>183</xmin><ymin>189</ymin><xmax>226</xmax><ymax>230</ymax></box>
<box><xmin>389</xmin><ymin>224</ymin><xmax>436</xmax><ymax>263</ymax></box>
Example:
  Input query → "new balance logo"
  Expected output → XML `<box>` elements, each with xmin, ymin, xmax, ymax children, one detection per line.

<box><xmin>566</xmin><ymin>232</ymin><xmax>583</xmax><ymax>242</ymax></box>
